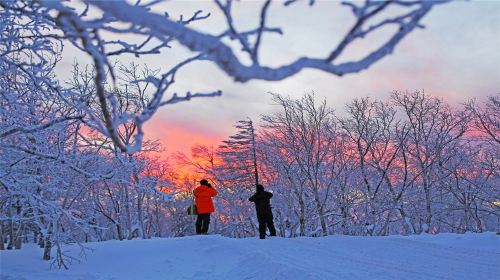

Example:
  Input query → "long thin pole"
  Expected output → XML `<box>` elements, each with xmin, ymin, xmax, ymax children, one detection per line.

<box><xmin>249</xmin><ymin>119</ymin><xmax>259</xmax><ymax>186</ymax></box>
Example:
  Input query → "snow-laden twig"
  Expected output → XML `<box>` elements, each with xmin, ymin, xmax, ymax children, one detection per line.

<box><xmin>87</xmin><ymin>0</ymin><xmax>449</xmax><ymax>82</ymax></box>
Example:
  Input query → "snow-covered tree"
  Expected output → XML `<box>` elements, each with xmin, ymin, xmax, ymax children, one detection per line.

<box><xmin>215</xmin><ymin>120</ymin><xmax>261</xmax><ymax>237</ymax></box>
<box><xmin>2</xmin><ymin>0</ymin><xmax>451</xmax><ymax>154</ymax></box>
<box><xmin>261</xmin><ymin>93</ymin><xmax>338</xmax><ymax>236</ymax></box>
<box><xmin>466</xmin><ymin>94</ymin><xmax>500</xmax><ymax>144</ymax></box>
<box><xmin>391</xmin><ymin>91</ymin><xmax>469</xmax><ymax>233</ymax></box>
<box><xmin>218</xmin><ymin>119</ymin><xmax>260</xmax><ymax>188</ymax></box>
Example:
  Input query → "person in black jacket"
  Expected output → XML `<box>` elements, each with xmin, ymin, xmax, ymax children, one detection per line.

<box><xmin>249</xmin><ymin>184</ymin><xmax>277</xmax><ymax>239</ymax></box>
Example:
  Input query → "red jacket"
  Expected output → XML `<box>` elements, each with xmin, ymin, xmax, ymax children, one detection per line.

<box><xmin>194</xmin><ymin>185</ymin><xmax>218</xmax><ymax>214</ymax></box>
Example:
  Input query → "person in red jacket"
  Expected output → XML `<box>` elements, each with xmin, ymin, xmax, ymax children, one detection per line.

<box><xmin>194</xmin><ymin>179</ymin><xmax>218</xmax><ymax>234</ymax></box>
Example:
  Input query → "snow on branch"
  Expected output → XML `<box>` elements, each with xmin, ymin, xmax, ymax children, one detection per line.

<box><xmin>19</xmin><ymin>0</ymin><xmax>450</xmax><ymax>155</ymax></box>
<box><xmin>87</xmin><ymin>0</ymin><xmax>449</xmax><ymax>82</ymax></box>
<box><xmin>465</xmin><ymin>94</ymin><xmax>500</xmax><ymax>144</ymax></box>
<box><xmin>34</xmin><ymin>0</ymin><xmax>223</xmax><ymax>154</ymax></box>
<box><xmin>0</xmin><ymin>116</ymin><xmax>83</xmax><ymax>139</ymax></box>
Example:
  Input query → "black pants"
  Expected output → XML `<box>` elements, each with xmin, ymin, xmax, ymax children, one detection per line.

<box><xmin>196</xmin><ymin>213</ymin><xmax>211</xmax><ymax>234</ymax></box>
<box><xmin>257</xmin><ymin>212</ymin><xmax>276</xmax><ymax>239</ymax></box>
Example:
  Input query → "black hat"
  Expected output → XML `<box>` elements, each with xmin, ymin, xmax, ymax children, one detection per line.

<box><xmin>200</xmin><ymin>179</ymin><xmax>209</xmax><ymax>186</ymax></box>
<box><xmin>256</xmin><ymin>184</ymin><xmax>264</xmax><ymax>192</ymax></box>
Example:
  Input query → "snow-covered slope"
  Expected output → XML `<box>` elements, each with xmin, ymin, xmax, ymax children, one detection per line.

<box><xmin>1</xmin><ymin>233</ymin><xmax>499</xmax><ymax>280</ymax></box>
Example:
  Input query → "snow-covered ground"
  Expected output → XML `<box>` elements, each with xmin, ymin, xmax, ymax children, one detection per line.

<box><xmin>1</xmin><ymin>233</ymin><xmax>499</xmax><ymax>280</ymax></box>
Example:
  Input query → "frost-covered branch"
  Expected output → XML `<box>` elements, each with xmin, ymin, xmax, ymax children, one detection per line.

<box><xmin>86</xmin><ymin>0</ymin><xmax>449</xmax><ymax>82</ymax></box>
<box><xmin>0</xmin><ymin>116</ymin><xmax>83</xmax><ymax>139</ymax></box>
<box><xmin>466</xmin><ymin>94</ymin><xmax>500</xmax><ymax>144</ymax></box>
<box><xmin>15</xmin><ymin>0</ymin><xmax>450</xmax><ymax>155</ymax></box>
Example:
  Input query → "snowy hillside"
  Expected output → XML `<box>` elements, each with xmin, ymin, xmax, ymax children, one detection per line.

<box><xmin>1</xmin><ymin>233</ymin><xmax>499</xmax><ymax>280</ymax></box>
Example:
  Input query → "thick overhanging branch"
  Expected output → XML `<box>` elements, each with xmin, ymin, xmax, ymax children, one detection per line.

<box><xmin>89</xmin><ymin>0</ymin><xmax>449</xmax><ymax>82</ymax></box>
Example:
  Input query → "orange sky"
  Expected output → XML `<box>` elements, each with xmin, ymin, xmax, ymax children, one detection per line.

<box><xmin>143</xmin><ymin>115</ymin><xmax>227</xmax><ymax>158</ymax></box>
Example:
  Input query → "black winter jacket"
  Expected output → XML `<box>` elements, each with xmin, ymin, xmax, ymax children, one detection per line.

<box><xmin>249</xmin><ymin>190</ymin><xmax>273</xmax><ymax>215</ymax></box>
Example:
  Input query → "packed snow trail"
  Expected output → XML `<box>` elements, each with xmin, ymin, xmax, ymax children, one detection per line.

<box><xmin>1</xmin><ymin>233</ymin><xmax>499</xmax><ymax>280</ymax></box>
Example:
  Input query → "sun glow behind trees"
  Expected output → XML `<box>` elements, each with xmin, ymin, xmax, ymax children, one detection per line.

<box><xmin>172</xmin><ymin>91</ymin><xmax>498</xmax><ymax>239</ymax></box>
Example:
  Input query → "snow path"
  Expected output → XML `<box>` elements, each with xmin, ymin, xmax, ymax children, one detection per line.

<box><xmin>1</xmin><ymin>233</ymin><xmax>499</xmax><ymax>280</ymax></box>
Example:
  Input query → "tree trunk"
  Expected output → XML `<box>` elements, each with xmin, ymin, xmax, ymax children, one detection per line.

<box><xmin>472</xmin><ymin>201</ymin><xmax>483</xmax><ymax>233</ymax></box>
<box><xmin>116</xmin><ymin>223</ymin><xmax>124</xmax><ymax>241</ymax></box>
<box><xmin>137</xmin><ymin>193</ymin><xmax>146</xmax><ymax>239</ymax></box>
<box><xmin>365</xmin><ymin>196</ymin><xmax>376</xmax><ymax>236</ymax></box>
<box><xmin>379</xmin><ymin>209</ymin><xmax>393</xmax><ymax>236</ymax></box>
<box><xmin>7</xmin><ymin>205</ymin><xmax>14</xmax><ymax>250</ymax></box>
<box><xmin>42</xmin><ymin>233</ymin><xmax>52</xmax><ymax>261</ymax></box>
<box><xmin>297</xmin><ymin>192</ymin><xmax>306</xmax><ymax>236</ymax></box>
<box><xmin>124</xmin><ymin>186</ymin><xmax>133</xmax><ymax>240</ymax></box>
<box><xmin>43</xmin><ymin>237</ymin><xmax>52</xmax><ymax>261</ymax></box>
<box><xmin>42</xmin><ymin>222</ymin><xmax>53</xmax><ymax>261</ymax></box>
<box><xmin>422</xmin><ymin>174</ymin><xmax>432</xmax><ymax>233</ymax></box>
<box><xmin>339</xmin><ymin>188</ymin><xmax>350</xmax><ymax>235</ymax></box>
<box><xmin>0</xmin><ymin>223</ymin><xmax>4</xmax><ymax>250</ymax></box>
<box><xmin>340</xmin><ymin>203</ymin><xmax>349</xmax><ymax>235</ymax></box>
<box><xmin>313</xmin><ymin>187</ymin><xmax>327</xmax><ymax>236</ymax></box>
<box><xmin>464</xmin><ymin>198</ymin><xmax>470</xmax><ymax>233</ymax></box>
<box><xmin>38</xmin><ymin>232</ymin><xmax>45</xmax><ymax>248</ymax></box>
<box><xmin>398</xmin><ymin>206</ymin><xmax>415</xmax><ymax>235</ymax></box>
<box><xmin>14</xmin><ymin>224</ymin><xmax>23</xmax><ymax>249</ymax></box>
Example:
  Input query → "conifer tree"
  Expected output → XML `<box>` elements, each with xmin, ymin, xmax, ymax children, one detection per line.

<box><xmin>218</xmin><ymin>119</ymin><xmax>260</xmax><ymax>190</ymax></box>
